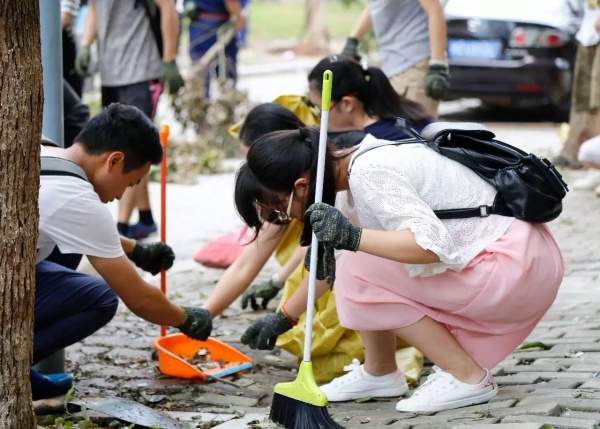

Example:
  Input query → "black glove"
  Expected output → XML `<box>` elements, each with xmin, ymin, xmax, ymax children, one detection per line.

<box><xmin>240</xmin><ymin>310</ymin><xmax>293</xmax><ymax>350</ymax></box>
<box><xmin>425</xmin><ymin>63</ymin><xmax>450</xmax><ymax>100</ymax></box>
<box><xmin>341</xmin><ymin>37</ymin><xmax>361</xmax><ymax>61</ymax></box>
<box><xmin>241</xmin><ymin>277</ymin><xmax>283</xmax><ymax>311</ymax></box>
<box><xmin>306</xmin><ymin>202</ymin><xmax>362</xmax><ymax>251</ymax></box>
<box><xmin>178</xmin><ymin>307</ymin><xmax>212</xmax><ymax>341</ymax></box>
<box><xmin>128</xmin><ymin>241</ymin><xmax>175</xmax><ymax>275</ymax></box>
<box><xmin>304</xmin><ymin>241</ymin><xmax>337</xmax><ymax>287</ymax></box>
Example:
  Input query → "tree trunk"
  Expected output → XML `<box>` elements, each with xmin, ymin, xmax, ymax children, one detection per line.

<box><xmin>300</xmin><ymin>0</ymin><xmax>328</xmax><ymax>54</ymax></box>
<box><xmin>0</xmin><ymin>0</ymin><xmax>44</xmax><ymax>427</ymax></box>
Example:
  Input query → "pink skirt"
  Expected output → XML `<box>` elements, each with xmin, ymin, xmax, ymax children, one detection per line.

<box><xmin>335</xmin><ymin>220</ymin><xmax>565</xmax><ymax>369</ymax></box>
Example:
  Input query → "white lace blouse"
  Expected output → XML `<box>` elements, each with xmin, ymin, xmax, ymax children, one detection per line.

<box><xmin>336</xmin><ymin>134</ymin><xmax>515</xmax><ymax>277</ymax></box>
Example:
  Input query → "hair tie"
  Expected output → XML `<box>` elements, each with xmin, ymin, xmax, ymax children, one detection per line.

<box><xmin>362</xmin><ymin>67</ymin><xmax>371</xmax><ymax>82</ymax></box>
<box><xmin>298</xmin><ymin>127</ymin><xmax>311</xmax><ymax>142</ymax></box>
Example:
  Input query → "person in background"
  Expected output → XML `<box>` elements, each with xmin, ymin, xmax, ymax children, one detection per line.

<box><xmin>556</xmin><ymin>0</ymin><xmax>600</xmax><ymax>189</ymax></box>
<box><xmin>182</xmin><ymin>0</ymin><xmax>244</xmax><ymax>98</ymax></box>
<box><xmin>62</xmin><ymin>0</ymin><xmax>83</xmax><ymax>97</ymax></box>
<box><xmin>306</xmin><ymin>55</ymin><xmax>433</xmax><ymax>140</ymax></box>
<box><xmin>76</xmin><ymin>0</ymin><xmax>184</xmax><ymax>239</ymax></box>
<box><xmin>341</xmin><ymin>0</ymin><xmax>449</xmax><ymax>118</ymax></box>
<box><xmin>63</xmin><ymin>79</ymin><xmax>90</xmax><ymax>148</ymax></box>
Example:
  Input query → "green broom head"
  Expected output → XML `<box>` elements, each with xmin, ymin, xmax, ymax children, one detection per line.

<box><xmin>270</xmin><ymin>361</ymin><xmax>344</xmax><ymax>429</ymax></box>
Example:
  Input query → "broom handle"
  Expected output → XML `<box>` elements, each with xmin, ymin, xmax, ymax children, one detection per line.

<box><xmin>159</xmin><ymin>125</ymin><xmax>170</xmax><ymax>338</ymax></box>
<box><xmin>303</xmin><ymin>70</ymin><xmax>333</xmax><ymax>362</ymax></box>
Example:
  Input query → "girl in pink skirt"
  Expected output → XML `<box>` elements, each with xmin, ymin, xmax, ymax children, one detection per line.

<box><xmin>235</xmin><ymin>126</ymin><xmax>564</xmax><ymax>413</ymax></box>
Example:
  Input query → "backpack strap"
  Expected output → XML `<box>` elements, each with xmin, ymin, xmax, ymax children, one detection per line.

<box><xmin>41</xmin><ymin>156</ymin><xmax>88</xmax><ymax>182</ymax></box>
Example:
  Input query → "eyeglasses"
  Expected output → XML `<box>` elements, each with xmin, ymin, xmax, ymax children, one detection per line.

<box><xmin>255</xmin><ymin>189</ymin><xmax>295</xmax><ymax>225</ymax></box>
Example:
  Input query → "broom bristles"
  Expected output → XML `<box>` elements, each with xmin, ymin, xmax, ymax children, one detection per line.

<box><xmin>270</xmin><ymin>392</ymin><xmax>345</xmax><ymax>429</ymax></box>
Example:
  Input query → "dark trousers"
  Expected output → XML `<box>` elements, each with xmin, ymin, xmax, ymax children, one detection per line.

<box><xmin>34</xmin><ymin>248</ymin><xmax>118</xmax><ymax>365</ymax></box>
<box><xmin>189</xmin><ymin>18</ymin><xmax>238</xmax><ymax>98</ymax></box>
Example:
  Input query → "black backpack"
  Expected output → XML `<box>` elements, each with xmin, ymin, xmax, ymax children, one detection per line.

<box><xmin>136</xmin><ymin>0</ymin><xmax>164</xmax><ymax>57</ymax></box>
<box><xmin>351</xmin><ymin>119</ymin><xmax>569</xmax><ymax>223</ymax></box>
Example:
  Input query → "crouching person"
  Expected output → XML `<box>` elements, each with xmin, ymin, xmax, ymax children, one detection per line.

<box><xmin>32</xmin><ymin>104</ymin><xmax>211</xmax><ymax>400</ymax></box>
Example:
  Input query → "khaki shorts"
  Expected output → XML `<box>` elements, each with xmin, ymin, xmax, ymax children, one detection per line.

<box><xmin>572</xmin><ymin>43</ymin><xmax>600</xmax><ymax>112</ymax></box>
<box><xmin>388</xmin><ymin>58</ymin><xmax>439</xmax><ymax>118</ymax></box>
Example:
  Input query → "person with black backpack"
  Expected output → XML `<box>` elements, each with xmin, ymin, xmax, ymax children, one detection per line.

<box><xmin>75</xmin><ymin>0</ymin><xmax>184</xmax><ymax>240</ymax></box>
<box><xmin>232</xmin><ymin>125</ymin><xmax>565</xmax><ymax>413</ymax></box>
<box><xmin>32</xmin><ymin>104</ymin><xmax>211</xmax><ymax>400</ymax></box>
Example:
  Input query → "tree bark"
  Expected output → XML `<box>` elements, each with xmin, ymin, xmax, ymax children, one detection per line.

<box><xmin>301</xmin><ymin>0</ymin><xmax>328</xmax><ymax>53</ymax></box>
<box><xmin>0</xmin><ymin>0</ymin><xmax>44</xmax><ymax>427</ymax></box>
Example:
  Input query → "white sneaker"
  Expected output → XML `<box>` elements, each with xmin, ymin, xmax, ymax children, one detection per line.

<box><xmin>595</xmin><ymin>183</ymin><xmax>600</xmax><ymax>196</ymax></box>
<box><xmin>572</xmin><ymin>170</ymin><xmax>600</xmax><ymax>190</ymax></box>
<box><xmin>319</xmin><ymin>359</ymin><xmax>409</xmax><ymax>402</ymax></box>
<box><xmin>395</xmin><ymin>366</ymin><xmax>498</xmax><ymax>413</ymax></box>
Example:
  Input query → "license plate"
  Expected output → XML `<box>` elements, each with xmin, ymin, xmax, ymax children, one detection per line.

<box><xmin>448</xmin><ymin>39</ymin><xmax>503</xmax><ymax>60</ymax></box>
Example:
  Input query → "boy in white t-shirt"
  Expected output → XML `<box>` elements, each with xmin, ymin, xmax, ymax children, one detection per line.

<box><xmin>33</xmin><ymin>104</ymin><xmax>211</xmax><ymax>400</ymax></box>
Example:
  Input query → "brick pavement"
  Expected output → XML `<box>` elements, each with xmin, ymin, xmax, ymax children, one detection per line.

<box><xmin>51</xmin><ymin>164</ymin><xmax>600</xmax><ymax>429</ymax></box>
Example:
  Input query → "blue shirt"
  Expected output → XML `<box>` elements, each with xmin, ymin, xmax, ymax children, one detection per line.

<box><xmin>363</xmin><ymin>118</ymin><xmax>432</xmax><ymax>141</ymax></box>
<box><xmin>195</xmin><ymin>0</ymin><xmax>229</xmax><ymax>15</ymax></box>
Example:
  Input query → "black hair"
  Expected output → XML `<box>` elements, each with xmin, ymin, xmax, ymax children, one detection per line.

<box><xmin>235</xmin><ymin>127</ymin><xmax>339</xmax><ymax>245</ymax></box>
<box><xmin>308</xmin><ymin>55</ymin><xmax>432</xmax><ymax>124</ymax></box>
<box><xmin>239</xmin><ymin>103</ymin><xmax>305</xmax><ymax>148</ymax></box>
<box><xmin>74</xmin><ymin>103</ymin><xmax>163</xmax><ymax>173</ymax></box>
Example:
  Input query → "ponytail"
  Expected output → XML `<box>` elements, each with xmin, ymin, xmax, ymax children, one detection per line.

<box><xmin>308</xmin><ymin>55</ymin><xmax>432</xmax><ymax>125</ymax></box>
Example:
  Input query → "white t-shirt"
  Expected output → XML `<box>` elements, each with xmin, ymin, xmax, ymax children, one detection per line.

<box><xmin>37</xmin><ymin>146</ymin><xmax>124</xmax><ymax>264</ymax></box>
<box><xmin>576</xmin><ymin>2</ymin><xmax>600</xmax><ymax>47</ymax></box>
<box><xmin>336</xmin><ymin>135</ymin><xmax>515</xmax><ymax>278</ymax></box>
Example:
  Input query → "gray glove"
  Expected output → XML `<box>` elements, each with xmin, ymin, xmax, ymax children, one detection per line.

<box><xmin>240</xmin><ymin>310</ymin><xmax>293</xmax><ymax>350</ymax></box>
<box><xmin>128</xmin><ymin>241</ymin><xmax>175</xmax><ymax>276</ymax></box>
<box><xmin>178</xmin><ymin>307</ymin><xmax>212</xmax><ymax>341</ymax></box>
<box><xmin>306</xmin><ymin>202</ymin><xmax>362</xmax><ymax>251</ymax></box>
<box><xmin>304</xmin><ymin>242</ymin><xmax>337</xmax><ymax>287</ymax></box>
<box><xmin>425</xmin><ymin>63</ymin><xmax>450</xmax><ymax>100</ymax></box>
<box><xmin>341</xmin><ymin>37</ymin><xmax>361</xmax><ymax>61</ymax></box>
<box><xmin>241</xmin><ymin>277</ymin><xmax>282</xmax><ymax>310</ymax></box>
<box><xmin>75</xmin><ymin>46</ymin><xmax>91</xmax><ymax>77</ymax></box>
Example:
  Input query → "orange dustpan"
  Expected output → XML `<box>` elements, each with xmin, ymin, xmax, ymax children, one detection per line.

<box><xmin>153</xmin><ymin>125</ymin><xmax>253</xmax><ymax>381</ymax></box>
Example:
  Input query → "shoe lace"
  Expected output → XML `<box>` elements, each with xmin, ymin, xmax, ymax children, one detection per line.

<box><xmin>411</xmin><ymin>366</ymin><xmax>453</xmax><ymax>398</ymax></box>
<box><xmin>329</xmin><ymin>358</ymin><xmax>362</xmax><ymax>387</ymax></box>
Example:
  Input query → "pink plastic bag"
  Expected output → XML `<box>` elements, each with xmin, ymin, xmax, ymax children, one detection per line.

<box><xmin>193</xmin><ymin>226</ymin><xmax>252</xmax><ymax>269</ymax></box>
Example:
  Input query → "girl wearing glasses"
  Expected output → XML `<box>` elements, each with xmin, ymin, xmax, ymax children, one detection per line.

<box><xmin>236</xmin><ymin>125</ymin><xmax>563</xmax><ymax>412</ymax></box>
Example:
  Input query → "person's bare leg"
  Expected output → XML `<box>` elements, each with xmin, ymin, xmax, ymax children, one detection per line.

<box><xmin>361</xmin><ymin>330</ymin><xmax>399</xmax><ymax>376</ymax></box>
<box><xmin>392</xmin><ymin>316</ymin><xmax>485</xmax><ymax>384</ymax></box>
<box><xmin>118</xmin><ymin>188</ymin><xmax>137</xmax><ymax>225</ymax></box>
<box><xmin>135</xmin><ymin>175</ymin><xmax>151</xmax><ymax>212</ymax></box>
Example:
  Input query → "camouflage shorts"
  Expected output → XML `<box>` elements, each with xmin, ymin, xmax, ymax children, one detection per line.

<box><xmin>573</xmin><ymin>42</ymin><xmax>600</xmax><ymax>111</ymax></box>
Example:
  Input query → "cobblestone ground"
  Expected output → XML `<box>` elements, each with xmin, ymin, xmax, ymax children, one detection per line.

<box><xmin>40</xmin><ymin>163</ymin><xmax>600</xmax><ymax>429</ymax></box>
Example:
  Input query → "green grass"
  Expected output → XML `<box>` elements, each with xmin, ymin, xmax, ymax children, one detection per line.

<box><xmin>247</xmin><ymin>0</ymin><xmax>364</xmax><ymax>41</ymax></box>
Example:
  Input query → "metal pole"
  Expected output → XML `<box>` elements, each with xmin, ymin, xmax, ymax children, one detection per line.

<box><xmin>39</xmin><ymin>0</ymin><xmax>64</xmax><ymax>147</ymax></box>
<box><xmin>34</xmin><ymin>0</ymin><xmax>66</xmax><ymax>375</ymax></box>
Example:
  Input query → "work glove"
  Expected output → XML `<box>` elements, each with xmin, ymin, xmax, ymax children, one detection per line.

<box><xmin>425</xmin><ymin>63</ymin><xmax>451</xmax><ymax>100</ymax></box>
<box><xmin>178</xmin><ymin>307</ymin><xmax>212</xmax><ymax>341</ymax></box>
<box><xmin>306</xmin><ymin>202</ymin><xmax>362</xmax><ymax>252</ymax></box>
<box><xmin>182</xmin><ymin>1</ymin><xmax>197</xmax><ymax>21</ymax></box>
<box><xmin>241</xmin><ymin>276</ymin><xmax>283</xmax><ymax>311</ymax></box>
<box><xmin>160</xmin><ymin>60</ymin><xmax>185</xmax><ymax>95</ymax></box>
<box><xmin>241</xmin><ymin>310</ymin><xmax>293</xmax><ymax>350</ymax></box>
<box><xmin>128</xmin><ymin>240</ymin><xmax>175</xmax><ymax>275</ymax></box>
<box><xmin>341</xmin><ymin>37</ymin><xmax>361</xmax><ymax>61</ymax></box>
<box><xmin>75</xmin><ymin>46</ymin><xmax>91</xmax><ymax>77</ymax></box>
<box><xmin>304</xmin><ymin>241</ymin><xmax>337</xmax><ymax>287</ymax></box>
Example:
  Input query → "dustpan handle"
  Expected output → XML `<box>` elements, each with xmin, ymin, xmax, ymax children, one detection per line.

<box><xmin>303</xmin><ymin>70</ymin><xmax>332</xmax><ymax>363</ymax></box>
<box><xmin>159</xmin><ymin>125</ymin><xmax>170</xmax><ymax>338</ymax></box>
